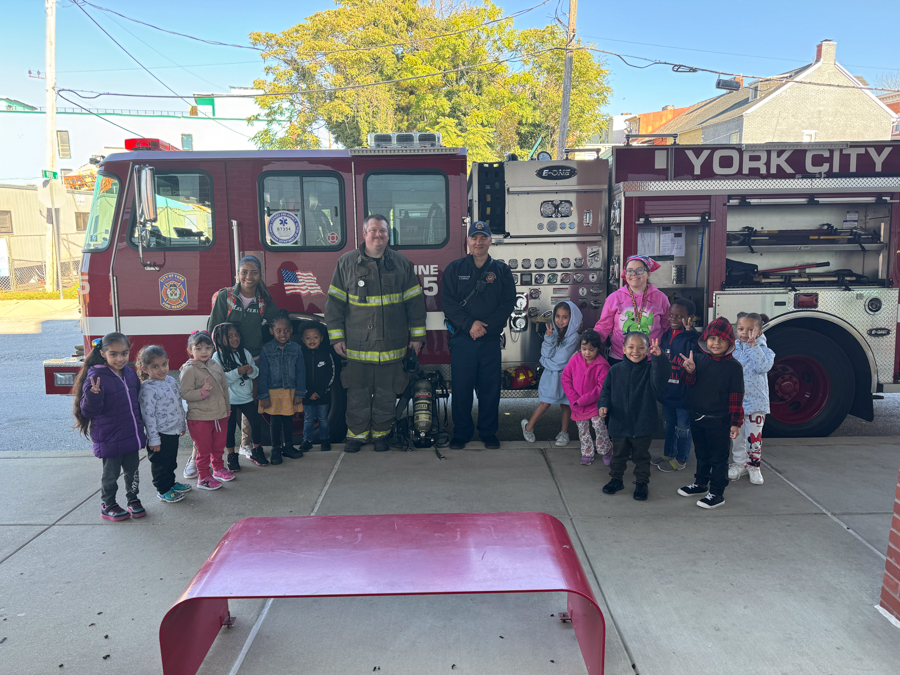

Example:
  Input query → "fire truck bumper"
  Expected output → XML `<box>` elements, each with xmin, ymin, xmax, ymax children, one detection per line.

<box><xmin>44</xmin><ymin>358</ymin><xmax>82</xmax><ymax>395</ymax></box>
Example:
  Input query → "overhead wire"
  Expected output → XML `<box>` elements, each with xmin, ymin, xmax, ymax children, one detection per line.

<box><xmin>57</xmin><ymin>91</ymin><xmax>146</xmax><ymax>137</ymax></box>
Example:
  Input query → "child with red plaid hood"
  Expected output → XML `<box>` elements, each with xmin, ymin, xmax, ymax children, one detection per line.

<box><xmin>675</xmin><ymin>317</ymin><xmax>744</xmax><ymax>509</ymax></box>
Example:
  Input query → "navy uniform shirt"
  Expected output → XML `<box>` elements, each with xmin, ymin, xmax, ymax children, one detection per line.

<box><xmin>441</xmin><ymin>254</ymin><xmax>516</xmax><ymax>341</ymax></box>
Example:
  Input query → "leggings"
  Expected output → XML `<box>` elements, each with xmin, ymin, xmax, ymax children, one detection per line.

<box><xmin>228</xmin><ymin>401</ymin><xmax>262</xmax><ymax>448</ymax></box>
<box><xmin>270</xmin><ymin>414</ymin><xmax>294</xmax><ymax>448</ymax></box>
<box><xmin>575</xmin><ymin>417</ymin><xmax>612</xmax><ymax>458</ymax></box>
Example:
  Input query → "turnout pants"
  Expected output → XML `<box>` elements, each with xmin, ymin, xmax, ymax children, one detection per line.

<box><xmin>609</xmin><ymin>436</ymin><xmax>653</xmax><ymax>484</ymax></box>
<box><xmin>100</xmin><ymin>450</ymin><xmax>140</xmax><ymax>506</ymax></box>
<box><xmin>691</xmin><ymin>415</ymin><xmax>731</xmax><ymax>496</ymax></box>
<box><xmin>148</xmin><ymin>433</ymin><xmax>179</xmax><ymax>495</ymax></box>
<box><xmin>732</xmin><ymin>412</ymin><xmax>765</xmax><ymax>468</ymax></box>
<box><xmin>342</xmin><ymin>360</ymin><xmax>408</xmax><ymax>441</ymax></box>
<box><xmin>450</xmin><ymin>337</ymin><xmax>502</xmax><ymax>442</ymax></box>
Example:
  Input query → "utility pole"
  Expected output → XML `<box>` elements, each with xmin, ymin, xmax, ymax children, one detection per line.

<box><xmin>45</xmin><ymin>0</ymin><xmax>59</xmax><ymax>295</ymax></box>
<box><xmin>556</xmin><ymin>0</ymin><xmax>578</xmax><ymax>160</ymax></box>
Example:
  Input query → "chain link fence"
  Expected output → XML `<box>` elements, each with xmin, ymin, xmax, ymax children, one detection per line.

<box><xmin>0</xmin><ymin>233</ymin><xmax>82</xmax><ymax>293</ymax></box>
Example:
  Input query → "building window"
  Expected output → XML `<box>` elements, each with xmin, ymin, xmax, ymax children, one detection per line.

<box><xmin>57</xmin><ymin>130</ymin><xmax>71</xmax><ymax>159</ymax></box>
<box><xmin>364</xmin><ymin>171</ymin><xmax>449</xmax><ymax>248</ymax></box>
<box><xmin>129</xmin><ymin>171</ymin><xmax>214</xmax><ymax>250</ymax></box>
<box><xmin>802</xmin><ymin>130</ymin><xmax>817</xmax><ymax>143</ymax></box>
<box><xmin>181</xmin><ymin>134</ymin><xmax>193</xmax><ymax>150</ymax></box>
<box><xmin>749</xmin><ymin>85</ymin><xmax>759</xmax><ymax>102</ymax></box>
<box><xmin>74</xmin><ymin>212</ymin><xmax>89</xmax><ymax>232</ymax></box>
<box><xmin>729</xmin><ymin>132</ymin><xmax>741</xmax><ymax>144</ymax></box>
<box><xmin>892</xmin><ymin>119</ymin><xmax>900</xmax><ymax>136</ymax></box>
<box><xmin>259</xmin><ymin>172</ymin><xmax>345</xmax><ymax>250</ymax></box>
<box><xmin>0</xmin><ymin>210</ymin><xmax>12</xmax><ymax>234</ymax></box>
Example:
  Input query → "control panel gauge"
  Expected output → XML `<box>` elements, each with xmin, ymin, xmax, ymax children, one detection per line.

<box><xmin>512</xmin><ymin>273</ymin><xmax>519</xmax><ymax>285</ymax></box>
<box><xmin>529</xmin><ymin>288</ymin><xmax>541</xmax><ymax>299</ymax></box>
<box><xmin>521</xmin><ymin>259</ymin><xmax>532</xmax><ymax>269</ymax></box>
<box><xmin>546</xmin><ymin>221</ymin><xmax>558</xmax><ymax>232</ymax></box>
<box><xmin>534</xmin><ymin>273</ymin><xmax>545</xmax><ymax>284</ymax></box>
<box><xmin>547</xmin><ymin>273</ymin><xmax>558</xmax><ymax>284</ymax></box>
<box><xmin>557</xmin><ymin>202</ymin><xmax>573</xmax><ymax>218</ymax></box>
<box><xmin>561</xmin><ymin>258</ymin><xmax>571</xmax><ymax>268</ymax></box>
<box><xmin>573</xmin><ymin>273</ymin><xmax>584</xmax><ymax>283</ymax></box>
<box><xmin>548</xmin><ymin>258</ymin><xmax>558</xmax><ymax>268</ymax></box>
<box><xmin>534</xmin><ymin>258</ymin><xmax>544</xmax><ymax>269</ymax></box>
<box><xmin>560</xmin><ymin>273</ymin><xmax>571</xmax><ymax>283</ymax></box>
<box><xmin>574</xmin><ymin>257</ymin><xmax>584</xmax><ymax>268</ymax></box>
<box><xmin>508</xmin><ymin>259</ymin><xmax>518</xmax><ymax>269</ymax></box>
<box><xmin>540</xmin><ymin>202</ymin><xmax>556</xmax><ymax>218</ymax></box>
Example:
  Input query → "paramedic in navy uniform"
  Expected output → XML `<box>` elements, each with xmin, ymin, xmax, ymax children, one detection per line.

<box><xmin>441</xmin><ymin>221</ymin><xmax>516</xmax><ymax>450</ymax></box>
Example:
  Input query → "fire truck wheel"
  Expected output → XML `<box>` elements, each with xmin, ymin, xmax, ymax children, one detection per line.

<box><xmin>764</xmin><ymin>327</ymin><xmax>853</xmax><ymax>438</ymax></box>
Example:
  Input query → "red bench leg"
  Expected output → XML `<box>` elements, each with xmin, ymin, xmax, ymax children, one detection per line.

<box><xmin>159</xmin><ymin>597</ymin><xmax>230</xmax><ymax>675</ymax></box>
<box><xmin>568</xmin><ymin>591</ymin><xmax>606</xmax><ymax>674</ymax></box>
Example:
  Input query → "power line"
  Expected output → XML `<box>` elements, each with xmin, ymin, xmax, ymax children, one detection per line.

<box><xmin>59</xmin><ymin>60</ymin><xmax>261</xmax><ymax>74</ymax></box>
<box><xmin>57</xmin><ymin>91</ymin><xmax>145</xmax><ymax>137</ymax></box>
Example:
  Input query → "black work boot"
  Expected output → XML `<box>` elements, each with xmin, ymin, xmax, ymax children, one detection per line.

<box><xmin>344</xmin><ymin>439</ymin><xmax>364</xmax><ymax>453</ymax></box>
<box><xmin>373</xmin><ymin>438</ymin><xmax>390</xmax><ymax>452</ymax></box>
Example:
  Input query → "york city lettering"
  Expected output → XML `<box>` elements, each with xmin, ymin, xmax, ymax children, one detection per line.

<box><xmin>684</xmin><ymin>147</ymin><xmax>893</xmax><ymax>176</ymax></box>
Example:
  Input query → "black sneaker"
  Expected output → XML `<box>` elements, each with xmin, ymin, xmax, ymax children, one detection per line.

<box><xmin>677</xmin><ymin>483</ymin><xmax>708</xmax><ymax>497</ymax></box>
<box><xmin>344</xmin><ymin>439</ymin><xmax>364</xmax><ymax>453</ymax></box>
<box><xmin>227</xmin><ymin>452</ymin><xmax>241</xmax><ymax>472</ymax></box>
<box><xmin>481</xmin><ymin>435</ymin><xmax>500</xmax><ymax>449</ymax></box>
<box><xmin>299</xmin><ymin>440</ymin><xmax>313</xmax><ymax>452</ymax></box>
<box><xmin>697</xmin><ymin>493</ymin><xmax>725</xmax><ymax>509</ymax></box>
<box><xmin>602</xmin><ymin>478</ymin><xmax>625</xmax><ymax>495</ymax></box>
<box><xmin>633</xmin><ymin>482</ymin><xmax>648</xmax><ymax>501</ymax></box>
<box><xmin>373</xmin><ymin>438</ymin><xmax>390</xmax><ymax>452</ymax></box>
<box><xmin>270</xmin><ymin>447</ymin><xmax>283</xmax><ymax>465</ymax></box>
<box><xmin>281</xmin><ymin>446</ymin><xmax>304</xmax><ymax>459</ymax></box>
<box><xmin>449</xmin><ymin>437</ymin><xmax>467</xmax><ymax>450</ymax></box>
<box><xmin>320</xmin><ymin>441</ymin><xmax>332</xmax><ymax>452</ymax></box>
<box><xmin>249</xmin><ymin>447</ymin><xmax>269</xmax><ymax>466</ymax></box>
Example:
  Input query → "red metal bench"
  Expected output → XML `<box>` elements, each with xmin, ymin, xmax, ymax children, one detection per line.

<box><xmin>159</xmin><ymin>512</ymin><xmax>605</xmax><ymax>674</ymax></box>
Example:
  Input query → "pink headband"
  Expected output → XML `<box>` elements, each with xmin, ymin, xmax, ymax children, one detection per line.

<box><xmin>621</xmin><ymin>255</ymin><xmax>661</xmax><ymax>279</ymax></box>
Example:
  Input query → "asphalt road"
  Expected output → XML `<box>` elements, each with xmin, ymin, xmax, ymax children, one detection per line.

<box><xmin>4</xmin><ymin>316</ymin><xmax>899</xmax><ymax>453</ymax></box>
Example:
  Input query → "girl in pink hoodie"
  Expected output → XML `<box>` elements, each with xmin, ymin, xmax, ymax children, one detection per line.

<box><xmin>561</xmin><ymin>330</ymin><xmax>612</xmax><ymax>466</ymax></box>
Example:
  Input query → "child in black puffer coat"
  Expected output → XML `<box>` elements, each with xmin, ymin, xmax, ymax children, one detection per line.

<box><xmin>598</xmin><ymin>332</ymin><xmax>671</xmax><ymax>501</ymax></box>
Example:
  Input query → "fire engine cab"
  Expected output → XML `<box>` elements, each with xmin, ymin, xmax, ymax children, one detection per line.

<box><xmin>46</xmin><ymin>134</ymin><xmax>900</xmax><ymax>439</ymax></box>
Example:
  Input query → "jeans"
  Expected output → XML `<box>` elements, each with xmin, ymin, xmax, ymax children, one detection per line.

<box><xmin>148</xmin><ymin>433</ymin><xmax>179</xmax><ymax>494</ymax></box>
<box><xmin>691</xmin><ymin>415</ymin><xmax>731</xmax><ymax>496</ymax></box>
<box><xmin>609</xmin><ymin>435</ymin><xmax>653</xmax><ymax>484</ymax></box>
<box><xmin>303</xmin><ymin>403</ymin><xmax>330</xmax><ymax>442</ymax></box>
<box><xmin>100</xmin><ymin>451</ymin><xmax>140</xmax><ymax>506</ymax></box>
<box><xmin>662</xmin><ymin>404</ymin><xmax>693</xmax><ymax>464</ymax></box>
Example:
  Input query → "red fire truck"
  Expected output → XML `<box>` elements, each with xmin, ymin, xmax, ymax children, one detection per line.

<box><xmin>45</xmin><ymin>134</ymin><xmax>900</xmax><ymax>438</ymax></box>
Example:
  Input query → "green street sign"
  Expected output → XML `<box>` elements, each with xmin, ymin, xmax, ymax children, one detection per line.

<box><xmin>42</xmin><ymin>170</ymin><xmax>59</xmax><ymax>180</ymax></box>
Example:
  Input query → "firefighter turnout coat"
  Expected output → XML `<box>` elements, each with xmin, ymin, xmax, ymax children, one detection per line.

<box><xmin>324</xmin><ymin>244</ymin><xmax>427</xmax><ymax>364</ymax></box>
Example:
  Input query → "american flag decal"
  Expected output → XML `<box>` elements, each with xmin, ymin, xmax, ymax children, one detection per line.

<box><xmin>280</xmin><ymin>268</ymin><xmax>324</xmax><ymax>296</ymax></box>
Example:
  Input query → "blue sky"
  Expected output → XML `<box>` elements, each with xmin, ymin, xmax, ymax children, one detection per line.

<box><xmin>2</xmin><ymin>0</ymin><xmax>897</xmax><ymax>123</ymax></box>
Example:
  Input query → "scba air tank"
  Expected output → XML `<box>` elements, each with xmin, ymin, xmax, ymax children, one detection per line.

<box><xmin>413</xmin><ymin>377</ymin><xmax>433</xmax><ymax>434</ymax></box>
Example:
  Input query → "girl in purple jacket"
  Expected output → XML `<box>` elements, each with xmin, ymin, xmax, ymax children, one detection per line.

<box><xmin>72</xmin><ymin>332</ymin><xmax>147</xmax><ymax>522</ymax></box>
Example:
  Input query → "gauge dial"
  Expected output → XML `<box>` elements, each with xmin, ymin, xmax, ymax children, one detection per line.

<box><xmin>521</xmin><ymin>259</ymin><xmax>531</xmax><ymax>269</ymax></box>
<box><xmin>534</xmin><ymin>274</ymin><xmax>545</xmax><ymax>284</ymax></box>
<box><xmin>548</xmin><ymin>258</ymin><xmax>558</xmax><ymax>268</ymax></box>
<box><xmin>547</xmin><ymin>273</ymin><xmax>558</xmax><ymax>284</ymax></box>
<box><xmin>560</xmin><ymin>273</ymin><xmax>571</xmax><ymax>283</ymax></box>
<box><xmin>508</xmin><ymin>259</ymin><xmax>518</xmax><ymax>269</ymax></box>
<box><xmin>561</xmin><ymin>258</ymin><xmax>571</xmax><ymax>268</ymax></box>
<box><xmin>534</xmin><ymin>259</ymin><xmax>544</xmax><ymax>269</ymax></box>
<box><xmin>540</xmin><ymin>201</ymin><xmax>556</xmax><ymax>218</ymax></box>
<box><xmin>557</xmin><ymin>201</ymin><xmax>573</xmax><ymax>218</ymax></box>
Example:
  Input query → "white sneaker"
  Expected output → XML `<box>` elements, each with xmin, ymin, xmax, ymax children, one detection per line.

<box><xmin>728</xmin><ymin>463</ymin><xmax>747</xmax><ymax>481</ymax></box>
<box><xmin>238</xmin><ymin>445</ymin><xmax>253</xmax><ymax>459</ymax></box>
<box><xmin>554</xmin><ymin>432</ymin><xmax>570</xmax><ymax>447</ymax></box>
<box><xmin>521</xmin><ymin>419</ymin><xmax>535</xmax><ymax>443</ymax></box>
<box><xmin>182</xmin><ymin>456</ymin><xmax>198</xmax><ymax>479</ymax></box>
<box><xmin>748</xmin><ymin>466</ymin><xmax>764</xmax><ymax>485</ymax></box>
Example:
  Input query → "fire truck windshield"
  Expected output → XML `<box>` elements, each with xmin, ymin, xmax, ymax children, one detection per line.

<box><xmin>82</xmin><ymin>174</ymin><xmax>120</xmax><ymax>252</ymax></box>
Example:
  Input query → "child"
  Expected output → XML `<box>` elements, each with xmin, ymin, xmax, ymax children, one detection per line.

<box><xmin>180</xmin><ymin>331</ymin><xmax>233</xmax><ymax>490</ymax></box>
<box><xmin>598</xmin><ymin>332</ymin><xmax>671</xmax><ymax>501</ymax></box>
<box><xmin>676</xmin><ymin>317</ymin><xmax>745</xmax><ymax>509</ymax></box>
<box><xmin>730</xmin><ymin>312</ymin><xmax>775</xmax><ymax>485</ymax></box>
<box><xmin>137</xmin><ymin>345</ymin><xmax>190</xmax><ymax>504</ymax></box>
<box><xmin>212</xmin><ymin>322</ymin><xmax>268</xmax><ymax>469</ymax></box>
<box><xmin>522</xmin><ymin>301</ymin><xmax>582</xmax><ymax>446</ymax></box>
<box><xmin>299</xmin><ymin>322</ymin><xmax>335</xmax><ymax>452</ymax></box>
<box><xmin>561</xmin><ymin>329</ymin><xmax>612</xmax><ymax>466</ymax></box>
<box><xmin>72</xmin><ymin>332</ymin><xmax>147</xmax><ymax>521</ymax></box>
<box><xmin>258</xmin><ymin>311</ymin><xmax>307</xmax><ymax>465</ymax></box>
<box><xmin>652</xmin><ymin>298</ymin><xmax>699</xmax><ymax>472</ymax></box>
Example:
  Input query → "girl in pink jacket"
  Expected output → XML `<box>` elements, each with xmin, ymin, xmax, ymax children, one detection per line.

<box><xmin>561</xmin><ymin>330</ymin><xmax>613</xmax><ymax>466</ymax></box>
<box><xmin>595</xmin><ymin>255</ymin><xmax>671</xmax><ymax>364</ymax></box>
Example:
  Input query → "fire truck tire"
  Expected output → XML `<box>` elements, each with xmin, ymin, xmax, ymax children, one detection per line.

<box><xmin>764</xmin><ymin>327</ymin><xmax>853</xmax><ymax>438</ymax></box>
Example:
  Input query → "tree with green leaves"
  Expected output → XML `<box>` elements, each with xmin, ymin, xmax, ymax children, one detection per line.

<box><xmin>248</xmin><ymin>0</ymin><xmax>610</xmax><ymax>162</ymax></box>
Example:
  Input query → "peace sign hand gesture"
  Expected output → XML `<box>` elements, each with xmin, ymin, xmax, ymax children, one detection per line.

<box><xmin>747</xmin><ymin>327</ymin><xmax>759</xmax><ymax>347</ymax></box>
<box><xmin>649</xmin><ymin>338</ymin><xmax>662</xmax><ymax>357</ymax></box>
<box><xmin>680</xmin><ymin>350</ymin><xmax>696</xmax><ymax>373</ymax></box>
<box><xmin>89</xmin><ymin>377</ymin><xmax>101</xmax><ymax>394</ymax></box>
<box><xmin>682</xmin><ymin>316</ymin><xmax>693</xmax><ymax>331</ymax></box>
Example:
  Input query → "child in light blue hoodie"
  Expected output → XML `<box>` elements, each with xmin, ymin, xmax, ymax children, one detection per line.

<box><xmin>729</xmin><ymin>312</ymin><xmax>775</xmax><ymax>485</ymax></box>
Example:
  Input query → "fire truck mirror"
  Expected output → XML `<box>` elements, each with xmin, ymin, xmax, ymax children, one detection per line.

<box><xmin>136</xmin><ymin>166</ymin><xmax>158</xmax><ymax>225</ymax></box>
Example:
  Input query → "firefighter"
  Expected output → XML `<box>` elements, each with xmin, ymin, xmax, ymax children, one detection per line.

<box><xmin>324</xmin><ymin>214</ymin><xmax>427</xmax><ymax>452</ymax></box>
<box><xmin>441</xmin><ymin>221</ymin><xmax>516</xmax><ymax>450</ymax></box>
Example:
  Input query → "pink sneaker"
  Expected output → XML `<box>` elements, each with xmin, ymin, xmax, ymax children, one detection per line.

<box><xmin>196</xmin><ymin>478</ymin><xmax>223</xmax><ymax>491</ymax></box>
<box><xmin>212</xmin><ymin>469</ymin><xmax>235</xmax><ymax>482</ymax></box>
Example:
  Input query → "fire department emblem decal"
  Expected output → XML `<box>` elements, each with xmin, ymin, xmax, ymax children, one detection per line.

<box><xmin>159</xmin><ymin>273</ymin><xmax>188</xmax><ymax>311</ymax></box>
<box><xmin>485</xmin><ymin>272</ymin><xmax>496</xmax><ymax>282</ymax></box>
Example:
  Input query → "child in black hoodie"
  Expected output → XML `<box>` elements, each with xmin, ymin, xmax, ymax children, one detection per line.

<box><xmin>598</xmin><ymin>332</ymin><xmax>671</xmax><ymax>501</ymax></box>
<box><xmin>299</xmin><ymin>322</ymin><xmax>336</xmax><ymax>452</ymax></box>
<box><xmin>676</xmin><ymin>316</ymin><xmax>744</xmax><ymax>509</ymax></box>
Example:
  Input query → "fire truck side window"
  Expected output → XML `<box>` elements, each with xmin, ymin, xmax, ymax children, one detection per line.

<box><xmin>259</xmin><ymin>173</ymin><xmax>344</xmax><ymax>250</ymax></box>
<box><xmin>130</xmin><ymin>172</ymin><xmax>214</xmax><ymax>249</ymax></box>
<box><xmin>83</xmin><ymin>173</ymin><xmax>120</xmax><ymax>252</ymax></box>
<box><xmin>364</xmin><ymin>172</ymin><xmax>449</xmax><ymax>248</ymax></box>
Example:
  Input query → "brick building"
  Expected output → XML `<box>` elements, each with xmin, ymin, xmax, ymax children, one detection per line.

<box><xmin>655</xmin><ymin>40</ymin><xmax>895</xmax><ymax>144</ymax></box>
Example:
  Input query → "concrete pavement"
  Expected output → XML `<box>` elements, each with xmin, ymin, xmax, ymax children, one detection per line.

<box><xmin>1</xmin><ymin>437</ymin><xmax>898</xmax><ymax>674</ymax></box>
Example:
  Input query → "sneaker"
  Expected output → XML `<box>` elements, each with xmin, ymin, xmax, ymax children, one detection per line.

<box><xmin>299</xmin><ymin>439</ymin><xmax>313</xmax><ymax>452</ymax></box>
<box><xmin>728</xmin><ymin>463</ymin><xmax>748</xmax><ymax>481</ymax></box>
<box><xmin>449</xmin><ymin>438</ymin><xmax>466</xmax><ymax>450</ymax></box>
<box><xmin>481</xmin><ymin>435</ymin><xmax>500</xmax><ymax>450</ymax></box>
<box><xmin>554</xmin><ymin>432</ymin><xmax>570</xmax><ymax>447</ymax></box>
<box><xmin>212</xmin><ymin>469</ymin><xmax>235</xmax><ymax>482</ymax></box>
<box><xmin>521</xmin><ymin>419</ymin><xmax>535</xmax><ymax>443</ymax></box>
<box><xmin>196</xmin><ymin>478</ymin><xmax>223</xmax><ymax>491</ymax></box>
<box><xmin>633</xmin><ymin>482</ymin><xmax>649</xmax><ymax>501</ymax></box>
<box><xmin>650</xmin><ymin>455</ymin><xmax>669</xmax><ymax>466</ymax></box>
<box><xmin>182</xmin><ymin>456</ymin><xmax>198</xmax><ymax>479</ymax></box>
<box><xmin>321</xmin><ymin>441</ymin><xmax>332</xmax><ymax>452</ymax></box>
<box><xmin>126</xmin><ymin>499</ymin><xmax>146</xmax><ymax>518</ymax></box>
<box><xmin>270</xmin><ymin>447</ymin><xmax>283</xmax><ymax>465</ymax></box>
<box><xmin>657</xmin><ymin>458</ymin><xmax>687</xmax><ymax>473</ymax></box>
<box><xmin>100</xmin><ymin>502</ymin><xmax>130</xmax><ymax>522</ymax></box>
<box><xmin>249</xmin><ymin>447</ymin><xmax>269</xmax><ymax>467</ymax></box>
<box><xmin>697</xmin><ymin>493</ymin><xmax>725</xmax><ymax>509</ymax></box>
<box><xmin>157</xmin><ymin>488</ymin><xmax>185</xmax><ymax>504</ymax></box>
<box><xmin>281</xmin><ymin>446</ymin><xmax>304</xmax><ymax>459</ymax></box>
<box><xmin>602</xmin><ymin>451</ymin><xmax>612</xmax><ymax>467</ymax></box>
<box><xmin>373</xmin><ymin>438</ymin><xmax>390</xmax><ymax>453</ymax></box>
<box><xmin>171</xmin><ymin>482</ymin><xmax>192</xmax><ymax>493</ymax></box>
<box><xmin>226</xmin><ymin>452</ymin><xmax>241</xmax><ymax>473</ymax></box>
<box><xmin>580</xmin><ymin>455</ymin><xmax>593</xmax><ymax>466</ymax></box>
<box><xmin>677</xmin><ymin>483</ymin><xmax>708</xmax><ymax>497</ymax></box>
<box><xmin>238</xmin><ymin>445</ymin><xmax>253</xmax><ymax>459</ymax></box>
<box><xmin>344</xmin><ymin>439</ymin><xmax>364</xmax><ymax>453</ymax></box>
<box><xmin>602</xmin><ymin>478</ymin><xmax>624</xmax><ymax>495</ymax></box>
<box><xmin>748</xmin><ymin>466</ymin><xmax>764</xmax><ymax>485</ymax></box>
